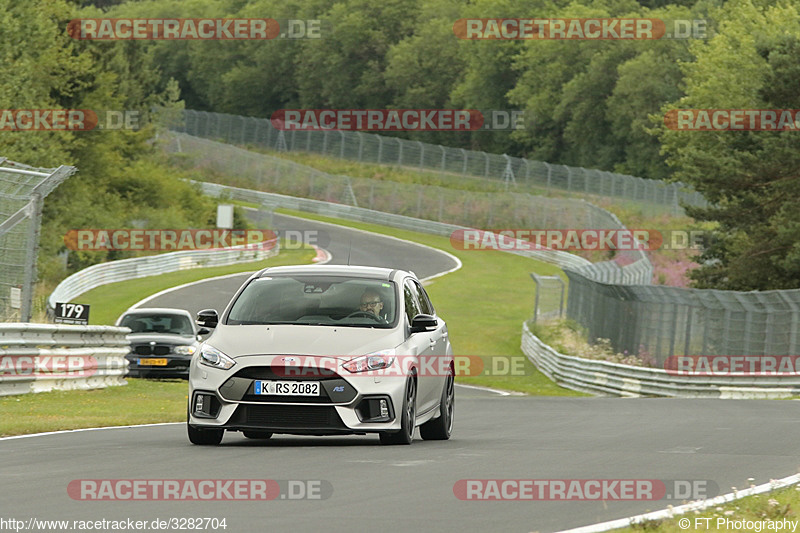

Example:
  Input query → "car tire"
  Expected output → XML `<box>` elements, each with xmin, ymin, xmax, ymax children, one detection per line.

<box><xmin>187</xmin><ymin>407</ymin><xmax>224</xmax><ymax>445</ymax></box>
<box><xmin>420</xmin><ymin>370</ymin><xmax>454</xmax><ymax>440</ymax></box>
<box><xmin>380</xmin><ymin>376</ymin><xmax>416</xmax><ymax>445</ymax></box>
<box><xmin>242</xmin><ymin>430</ymin><xmax>273</xmax><ymax>439</ymax></box>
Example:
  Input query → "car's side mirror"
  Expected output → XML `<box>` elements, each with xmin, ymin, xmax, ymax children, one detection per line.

<box><xmin>196</xmin><ymin>309</ymin><xmax>218</xmax><ymax>329</ymax></box>
<box><xmin>410</xmin><ymin>314</ymin><xmax>437</xmax><ymax>333</ymax></box>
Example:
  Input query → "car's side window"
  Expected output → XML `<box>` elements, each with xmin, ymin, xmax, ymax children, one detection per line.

<box><xmin>413</xmin><ymin>281</ymin><xmax>435</xmax><ymax>316</ymax></box>
<box><xmin>403</xmin><ymin>282</ymin><xmax>421</xmax><ymax>325</ymax></box>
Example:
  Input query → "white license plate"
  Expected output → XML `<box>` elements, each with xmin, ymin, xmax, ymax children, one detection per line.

<box><xmin>253</xmin><ymin>380</ymin><xmax>320</xmax><ymax>396</ymax></box>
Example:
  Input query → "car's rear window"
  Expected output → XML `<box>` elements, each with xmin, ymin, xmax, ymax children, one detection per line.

<box><xmin>120</xmin><ymin>313</ymin><xmax>194</xmax><ymax>335</ymax></box>
<box><xmin>226</xmin><ymin>275</ymin><xmax>397</xmax><ymax>328</ymax></box>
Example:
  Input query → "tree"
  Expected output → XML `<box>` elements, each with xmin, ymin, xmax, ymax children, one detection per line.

<box><xmin>0</xmin><ymin>0</ymin><xmax>219</xmax><ymax>284</ymax></box>
<box><xmin>508</xmin><ymin>0</ymin><xmax>697</xmax><ymax>176</ymax></box>
<box><xmin>295</xmin><ymin>0</ymin><xmax>419</xmax><ymax>109</ymax></box>
<box><xmin>657</xmin><ymin>1</ymin><xmax>800</xmax><ymax>290</ymax></box>
<box><xmin>382</xmin><ymin>0</ymin><xmax>469</xmax><ymax>146</ymax></box>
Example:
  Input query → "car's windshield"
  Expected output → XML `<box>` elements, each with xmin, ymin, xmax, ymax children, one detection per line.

<box><xmin>120</xmin><ymin>313</ymin><xmax>195</xmax><ymax>336</ymax></box>
<box><xmin>226</xmin><ymin>275</ymin><xmax>397</xmax><ymax>328</ymax></box>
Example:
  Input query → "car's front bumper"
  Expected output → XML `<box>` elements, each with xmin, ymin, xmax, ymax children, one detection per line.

<box><xmin>188</xmin><ymin>355</ymin><xmax>411</xmax><ymax>435</ymax></box>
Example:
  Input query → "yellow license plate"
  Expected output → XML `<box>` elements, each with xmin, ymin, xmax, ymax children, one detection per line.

<box><xmin>138</xmin><ymin>358</ymin><xmax>168</xmax><ymax>366</ymax></box>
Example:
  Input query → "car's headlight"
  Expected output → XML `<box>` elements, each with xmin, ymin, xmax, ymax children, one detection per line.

<box><xmin>174</xmin><ymin>345</ymin><xmax>197</xmax><ymax>356</ymax></box>
<box><xmin>342</xmin><ymin>350</ymin><xmax>396</xmax><ymax>373</ymax></box>
<box><xmin>198</xmin><ymin>345</ymin><xmax>235</xmax><ymax>370</ymax></box>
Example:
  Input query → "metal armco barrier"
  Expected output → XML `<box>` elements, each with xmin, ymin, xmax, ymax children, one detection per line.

<box><xmin>521</xmin><ymin>322</ymin><xmax>800</xmax><ymax>399</ymax></box>
<box><xmin>0</xmin><ymin>323</ymin><xmax>130</xmax><ymax>396</ymax></box>
<box><xmin>48</xmin><ymin>238</ymin><xmax>279</xmax><ymax>315</ymax></box>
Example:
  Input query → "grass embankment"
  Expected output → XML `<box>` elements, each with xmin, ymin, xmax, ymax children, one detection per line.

<box><xmin>620</xmin><ymin>482</ymin><xmax>800</xmax><ymax>532</ymax></box>
<box><xmin>0</xmin><ymin>379</ymin><xmax>186</xmax><ymax>437</ymax></box>
<box><xmin>244</xmin><ymin>145</ymin><xmax>679</xmax><ymax>217</ymax></box>
<box><xmin>531</xmin><ymin>319</ymin><xmax>647</xmax><ymax>366</ymax></box>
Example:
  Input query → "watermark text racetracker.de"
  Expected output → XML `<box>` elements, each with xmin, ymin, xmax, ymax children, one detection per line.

<box><xmin>453</xmin><ymin>479</ymin><xmax>718</xmax><ymax>501</ymax></box>
<box><xmin>665</xmin><ymin>109</ymin><xmax>800</xmax><ymax>131</ymax></box>
<box><xmin>665</xmin><ymin>355</ymin><xmax>800</xmax><ymax>376</ymax></box>
<box><xmin>0</xmin><ymin>110</ymin><xmax>140</xmax><ymax>131</ymax></box>
<box><xmin>62</xmin><ymin>229</ymin><xmax>327</xmax><ymax>251</ymax></box>
<box><xmin>67</xmin><ymin>18</ymin><xmax>327</xmax><ymax>40</ymax></box>
<box><xmin>450</xmin><ymin>228</ymin><xmax>712</xmax><ymax>252</ymax></box>
<box><xmin>0</xmin><ymin>355</ymin><xmax>111</xmax><ymax>378</ymax></box>
<box><xmin>67</xmin><ymin>479</ymin><xmax>333</xmax><ymax>501</ymax></box>
<box><xmin>272</xmin><ymin>355</ymin><xmax>530</xmax><ymax>378</ymax></box>
<box><xmin>453</xmin><ymin>18</ymin><xmax>708</xmax><ymax>39</ymax></box>
<box><xmin>270</xmin><ymin>109</ymin><xmax>526</xmax><ymax>131</ymax></box>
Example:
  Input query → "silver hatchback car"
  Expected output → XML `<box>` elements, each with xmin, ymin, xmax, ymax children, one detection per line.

<box><xmin>187</xmin><ymin>265</ymin><xmax>454</xmax><ymax>445</ymax></box>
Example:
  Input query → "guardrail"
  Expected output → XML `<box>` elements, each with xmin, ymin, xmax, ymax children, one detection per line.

<box><xmin>521</xmin><ymin>322</ymin><xmax>800</xmax><ymax>399</ymax></box>
<box><xmin>195</xmin><ymin>181</ymin><xmax>595</xmax><ymax>272</ymax></box>
<box><xmin>48</xmin><ymin>238</ymin><xmax>280</xmax><ymax>315</ymax></box>
<box><xmin>0</xmin><ymin>323</ymin><xmax>130</xmax><ymax>396</ymax></box>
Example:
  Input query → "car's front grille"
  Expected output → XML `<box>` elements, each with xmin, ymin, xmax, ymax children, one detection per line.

<box><xmin>132</xmin><ymin>344</ymin><xmax>172</xmax><ymax>356</ymax></box>
<box><xmin>231</xmin><ymin>404</ymin><xmax>347</xmax><ymax>429</ymax></box>
<box><xmin>240</xmin><ymin>390</ymin><xmax>334</xmax><ymax>404</ymax></box>
<box><xmin>233</xmin><ymin>365</ymin><xmax>341</xmax><ymax>380</ymax></box>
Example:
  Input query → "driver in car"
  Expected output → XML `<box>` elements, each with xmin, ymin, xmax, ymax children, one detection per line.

<box><xmin>359</xmin><ymin>289</ymin><xmax>386</xmax><ymax>321</ymax></box>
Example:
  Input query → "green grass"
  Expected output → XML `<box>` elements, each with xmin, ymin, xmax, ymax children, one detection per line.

<box><xmin>243</xmin><ymin>145</ymin><xmax>680</xmax><ymax>217</ymax></box>
<box><xmin>80</xmin><ymin>247</ymin><xmax>315</xmax><ymax>325</ymax></box>
<box><xmin>246</xmin><ymin>146</ymin><xmax>547</xmax><ymax>193</ymax></box>
<box><xmin>620</xmin><ymin>482</ymin><xmax>800</xmax><ymax>532</ymax></box>
<box><xmin>274</xmin><ymin>207</ymin><xmax>585</xmax><ymax>396</ymax></box>
<box><xmin>0</xmin><ymin>379</ymin><xmax>187</xmax><ymax>437</ymax></box>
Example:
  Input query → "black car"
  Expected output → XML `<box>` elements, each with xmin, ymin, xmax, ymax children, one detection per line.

<box><xmin>116</xmin><ymin>308</ymin><xmax>208</xmax><ymax>378</ymax></box>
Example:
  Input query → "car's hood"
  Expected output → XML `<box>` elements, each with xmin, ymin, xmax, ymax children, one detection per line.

<box><xmin>127</xmin><ymin>333</ymin><xmax>197</xmax><ymax>346</ymax></box>
<box><xmin>206</xmin><ymin>325</ymin><xmax>402</xmax><ymax>358</ymax></box>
